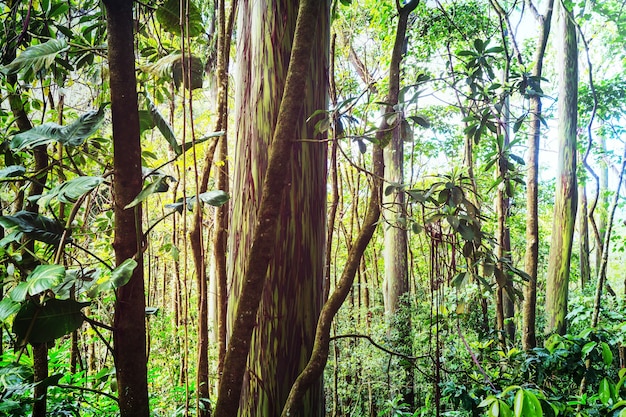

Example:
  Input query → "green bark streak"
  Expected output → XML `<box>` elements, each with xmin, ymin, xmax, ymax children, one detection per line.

<box><xmin>545</xmin><ymin>0</ymin><xmax>577</xmax><ymax>337</ymax></box>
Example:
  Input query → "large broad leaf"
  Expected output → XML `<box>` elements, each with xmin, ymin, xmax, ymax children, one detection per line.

<box><xmin>86</xmin><ymin>259</ymin><xmax>137</xmax><ymax>297</ymax></box>
<box><xmin>198</xmin><ymin>190</ymin><xmax>230</xmax><ymax>207</ymax></box>
<box><xmin>156</xmin><ymin>0</ymin><xmax>204</xmax><ymax>37</ymax></box>
<box><xmin>0</xmin><ymin>363</ymin><xmax>33</xmax><ymax>391</ymax></box>
<box><xmin>0</xmin><ymin>297</ymin><xmax>21</xmax><ymax>322</ymax></box>
<box><xmin>111</xmin><ymin>258</ymin><xmax>137</xmax><ymax>288</ymax></box>
<box><xmin>165</xmin><ymin>190</ymin><xmax>229</xmax><ymax>213</ymax></box>
<box><xmin>11</xmin><ymin>105</ymin><xmax>106</xmax><ymax>151</ymax></box>
<box><xmin>10</xmin><ymin>265</ymin><xmax>66</xmax><ymax>302</ymax></box>
<box><xmin>12</xmin><ymin>298</ymin><xmax>90</xmax><ymax>344</ymax></box>
<box><xmin>35</xmin><ymin>176</ymin><xmax>104</xmax><ymax>207</ymax></box>
<box><xmin>125</xmin><ymin>175</ymin><xmax>173</xmax><ymax>209</ymax></box>
<box><xmin>146</xmin><ymin>94</ymin><xmax>181</xmax><ymax>155</ymax></box>
<box><xmin>0</xmin><ymin>165</ymin><xmax>26</xmax><ymax>179</ymax></box>
<box><xmin>181</xmin><ymin>131</ymin><xmax>225</xmax><ymax>153</ymax></box>
<box><xmin>0</xmin><ymin>39</ymin><xmax>69</xmax><ymax>75</ymax></box>
<box><xmin>0</xmin><ymin>211</ymin><xmax>65</xmax><ymax>245</ymax></box>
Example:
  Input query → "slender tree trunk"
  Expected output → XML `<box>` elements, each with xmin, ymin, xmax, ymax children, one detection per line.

<box><xmin>382</xmin><ymin>21</ymin><xmax>412</xmax><ymax>412</ymax></box>
<box><xmin>591</xmin><ymin>144</ymin><xmax>626</xmax><ymax>327</ymax></box>
<box><xmin>522</xmin><ymin>0</ymin><xmax>554</xmax><ymax>350</ymax></box>
<box><xmin>214</xmin><ymin>0</ymin><xmax>237</xmax><ymax>382</ymax></box>
<box><xmin>545</xmin><ymin>0</ymin><xmax>578</xmax><ymax>337</ymax></box>
<box><xmin>595</xmin><ymin>137</ymin><xmax>609</xmax><ymax>276</ymax></box>
<box><xmin>579</xmin><ymin>182</ymin><xmax>591</xmax><ymax>287</ymax></box>
<box><xmin>104</xmin><ymin>1</ymin><xmax>149</xmax><ymax>415</ymax></box>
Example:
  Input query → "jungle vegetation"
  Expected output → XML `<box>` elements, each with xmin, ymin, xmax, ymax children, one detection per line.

<box><xmin>1</xmin><ymin>0</ymin><xmax>626</xmax><ymax>416</ymax></box>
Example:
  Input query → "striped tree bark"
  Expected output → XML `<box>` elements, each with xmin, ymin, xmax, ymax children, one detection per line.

<box><xmin>223</xmin><ymin>0</ymin><xmax>329</xmax><ymax>415</ymax></box>
<box><xmin>545</xmin><ymin>0</ymin><xmax>578</xmax><ymax>337</ymax></box>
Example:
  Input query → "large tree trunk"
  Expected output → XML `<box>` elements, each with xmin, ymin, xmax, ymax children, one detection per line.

<box><xmin>225</xmin><ymin>1</ymin><xmax>329</xmax><ymax>415</ymax></box>
<box><xmin>281</xmin><ymin>2</ymin><xmax>420</xmax><ymax>415</ymax></box>
<box><xmin>545</xmin><ymin>0</ymin><xmax>578</xmax><ymax>337</ymax></box>
<box><xmin>213</xmin><ymin>1</ymin><xmax>326</xmax><ymax>415</ymax></box>
<box><xmin>104</xmin><ymin>1</ymin><xmax>150</xmax><ymax>415</ymax></box>
<box><xmin>522</xmin><ymin>0</ymin><xmax>554</xmax><ymax>350</ymax></box>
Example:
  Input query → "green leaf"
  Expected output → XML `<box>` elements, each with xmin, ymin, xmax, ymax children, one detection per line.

<box><xmin>581</xmin><ymin>341</ymin><xmax>597</xmax><ymax>357</ymax></box>
<box><xmin>490</xmin><ymin>399</ymin><xmax>500</xmax><ymax>416</ymax></box>
<box><xmin>146</xmin><ymin>94</ymin><xmax>181</xmax><ymax>155</ymax></box>
<box><xmin>523</xmin><ymin>390</ymin><xmax>542</xmax><ymax>416</ymax></box>
<box><xmin>36</xmin><ymin>176</ymin><xmax>104</xmax><ymax>207</ymax></box>
<box><xmin>514</xmin><ymin>388</ymin><xmax>524</xmax><ymax>417</ymax></box>
<box><xmin>408</xmin><ymin>115</ymin><xmax>431</xmax><ymax>128</ymax></box>
<box><xmin>86</xmin><ymin>260</ymin><xmax>136</xmax><ymax>297</ymax></box>
<box><xmin>600</xmin><ymin>378</ymin><xmax>612</xmax><ymax>406</ymax></box>
<box><xmin>11</xmin><ymin>105</ymin><xmax>106</xmax><ymax>150</ymax></box>
<box><xmin>1</xmin><ymin>39</ymin><xmax>69</xmax><ymax>75</ymax></box>
<box><xmin>0</xmin><ymin>165</ymin><xmax>25</xmax><ymax>178</ymax></box>
<box><xmin>12</xmin><ymin>298</ymin><xmax>89</xmax><ymax>344</ymax></box>
<box><xmin>499</xmin><ymin>400</ymin><xmax>513</xmax><ymax>417</ymax></box>
<box><xmin>479</xmin><ymin>396</ymin><xmax>497</xmax><ymax>408</ymax></box>
<box><xmin>111</xmin><ymin>259</ymin><xmax>138</xmax><ymax>289</ymax></box>
<box><xmin>513</xmin><ymin>115</ymin><xmax>525</xmax><ymax>133</ymax></box>
<box><xmin>10</xmin><ymin>265</ymin><xmax>66</xmax><ymax>302</ymax></box>
<box><xmin>125</xmin><ymin>176</ymin><xmax>172</xmax><ymax>209</ymax></box>
<box><xmin>0</xmin><ymin>297</ymin><xmax>21</xmax><ymax>322</ymax></box>
<box><xmin>198</xmin><ymin>190</ymin><xmax>230</xmax><ymax>207</ymax></box>
<box><xmin>156</xmin><ymin>0</ymin><xmax>204</xmax><ymax>37</ymax></box>
<box><xmin>0</xmin><ymin>211</ymin><xmax>65</xmax><ymax>245</ymax></box>
<box><xmin>601</xmin><ymin>342</ymin><xmax>613</xmax><ymax>366</ymax></box>
<box><xmin>180</xmin><ymin>131</ymin><xmax>225</xmax><ymax>153</ymax></box>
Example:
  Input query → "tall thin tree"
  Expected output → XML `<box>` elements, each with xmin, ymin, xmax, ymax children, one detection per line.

<box><xmin>523</xmin><ymin>0</ymin><xmax>554</xmax><ymax>349</ymax></box>
<box><xmin>545</xmin><ymin>0</ymin><xmax>578</xmax><ymax>337</ymax></box>
<box><xmin>103</xmin><ymin>0</ymin><xmax>150</xmax><ymax>415</ymax></box>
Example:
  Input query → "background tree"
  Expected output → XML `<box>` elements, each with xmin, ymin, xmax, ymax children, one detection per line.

<box><xmin>523</xmin><ymin>0</ymin><xmax>555</xmax><ymax>350</ymax></box>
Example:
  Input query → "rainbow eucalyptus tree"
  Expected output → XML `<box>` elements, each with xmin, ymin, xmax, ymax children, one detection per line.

<box><xmin>222</xmin><ymin>0</ymin><xmax>329</xmax><ymax>415</ymax></box>
<box><xmin>545</xmin><ymin>0</ymin><xmax>578</xmax><ymax>337</ymax></box>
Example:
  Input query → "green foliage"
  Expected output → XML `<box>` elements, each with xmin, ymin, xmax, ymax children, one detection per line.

<box><xmin>12</xmin><ymin>298</ymin><xmax>89</xmax><ymax>345</ymax></box>
<box><xmin>0</xmin><ymin>211</ymin><xmax>65</xmax><ymax>246</ymax></box>
<box><xmin>156</xmin><ymin>0</ymin><xmax>204</xmax><ymax>37</ymax></box>
<box><xmin>10</xmin><ymin>105</ymin><xmax>106</xmax><ymax>150</ymax></box>
<box><xmin>0</xmin><ymin>39</ymin><xmax>69</xmax><ymax>75</ymax></box>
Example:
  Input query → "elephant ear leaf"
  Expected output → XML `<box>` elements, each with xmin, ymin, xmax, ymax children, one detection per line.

<box><xmin>11</xmin><ymin>105</ymin><xmax>106</xmax><ymax>151</ymax></box>
<box><xmin>0</xmin><ymin>39</ymin><xmax>69</xmax><ymax>75</ymax></box>
<box><xmin>156</xmin><ymin>0</ymin><xmax>203</xmax><ymax>37</ymax></box>
<box><xmin>12</xmin><ymin>298</ymin><xmax>90</xmax><ymax>345</ymax></box>
<box><xmin>10</xmin><ymin>265</ymin><xmax>66</xmax><ymax>302</ymax></box>
<box><xmin>36</xmin><ymin>176</ymin><xmax>104</xmax><ymax>207</ymax></box>
<box><xmin>0</xmin><ymin>211</ymin><xmax>65</xmax><ymax>245</ymax></box>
